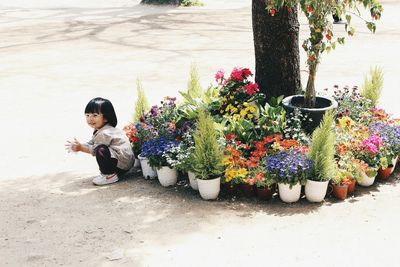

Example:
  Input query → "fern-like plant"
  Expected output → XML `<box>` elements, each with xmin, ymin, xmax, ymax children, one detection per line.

<box><xmin>186</xmin><ymin>63</ymin><xmax>203</xmax><ymax>98</ymax></box>
<box><xmin>308</xmin><ymin>110</ymin><xmax>336</xmax><ymax>181</ymax></box>
<box><xmin>192</xmin><ymin>111</ymin><xmax>224</xmax><ymax>180</ymax></box>
<box><xmin>133</xmin><ymin>78</ymin><xmax>150</xmax><ymax>123</ymax></box>
<box><xmin>361</xmin><ymin>66</ymin><xmax>384</xmax><ymax>107</ymax></box>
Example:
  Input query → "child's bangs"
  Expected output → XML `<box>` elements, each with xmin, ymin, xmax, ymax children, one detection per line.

<box><xmin>84</xmin><ymin>100</ymin><xmax>102</xmax><ymax>114</ymax></box>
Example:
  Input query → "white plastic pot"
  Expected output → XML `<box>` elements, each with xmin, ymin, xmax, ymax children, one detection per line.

<box><xmin>197</xmin><ymin>177</ymin><xmax>221</xmax><ymax>200</ymax></box>
<box><xmin>305</xmin><ymin>179</ymin><xmax>329</xmax><ymax>203</ymax></box>
<box><xmin>138</xmin><ymin>155</ymin><xmax>157</xmax><ymax>179</ymax></box>
<box><xmin>188</xmin><ymin>171</ymin><xmax>198</xmax><ymax>190</ymax></box>
<box><xmin>156</xmin><ymin>166</ymin><xmax>178</xmax><ymax>187</ymax></box>
<box><xmin>358</xmin><ymin>171</ymin><xmax>376</xmax><ymax>187</ymax></box>
<box><xmin>390</xmin><ymin>156</ymin><xmax>398</xmax><ymax>174</ymax></box>
<box><xmin>278</xmin><ymin>182</ymin><xmax>301</xmax><ymax>203</ymax></box>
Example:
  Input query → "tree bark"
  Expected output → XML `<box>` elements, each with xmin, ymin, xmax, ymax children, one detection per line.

<box><xmin>252</xmin><ymin>1</ymin><xmax>301</xmax><ymax>101</ymax></box>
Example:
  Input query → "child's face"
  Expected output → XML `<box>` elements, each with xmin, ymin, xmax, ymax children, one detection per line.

<box><xmin>85</xmin><ymin>113</ymin><xmax>107</xmax><ymax>130</ymax></box>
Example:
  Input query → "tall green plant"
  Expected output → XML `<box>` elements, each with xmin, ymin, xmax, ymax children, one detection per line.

<box><xmin>308</xmin><ymin>110</ymin><xmax>336</xmax><ymax>181</ymax></box>
<box><xmin>193</xmin><ymin>111</ymin><xmax>224</xmax><ymax>180</ymax></box>
<box><xmin>186</xmin><ymin>63</ymin><xmax>203</xmax><ymax>99</ymax></box>
<box><xmin>133</xmin><ymin>79</ymin><xmax>150</xmax><ymax>123</ymax></box>
<box><xmin>361</xmin><ymin>66</ymin><xmax>384</xmax><ymax>106</ymax></box>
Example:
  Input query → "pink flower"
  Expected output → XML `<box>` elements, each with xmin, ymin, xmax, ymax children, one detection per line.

<box><xmin>215</xmin><ymin>69</ymin><xmax>225</xmax><ymax>82</ymax></box>
<box><xmin>245</xmin><ymin>83</ymin><xmax>259</xmax><ymax>95</ymax></box>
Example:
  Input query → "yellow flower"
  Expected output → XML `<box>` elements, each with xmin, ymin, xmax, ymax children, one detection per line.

<box><xmin>338</xmin><ymin>116</ymin><xmax>355</xmax><ymax>129</ymax></box>
<box><xmin>229</xmin><ymin>95</ymin><xmax>234</xmax><ymax>100</ymax></box>
<box><xmin>243</xmin><ymin>102</ymin><xmax>249</xmax><ymax>107</ymax></box>
<box><xmin>233</xmin><ymin>114</ymin><xmax>241</xmax><ymax>121</ymax></box>
<box><xmin>236</xmin><ymin>168</ymin><xmax>248</xmax><ymax>178</ymax></box>
<box><xmin>240</xmin><ymin>109</ymin><xmax>248</xmax><ymax>118</ymax></box>
<box><xmin>222</xmin><ymin>156</ymin><xmax>234</xmax><ymax>166</ymax></box>
<box><xmin>247</xmin><ymin>114</ymin><xmax>253</xmax><ymax>119</ymax></box>
<box><xmin>315</xmin><ymin>28</ymin><xmax>321</xmax><ymax>33</ymax></box>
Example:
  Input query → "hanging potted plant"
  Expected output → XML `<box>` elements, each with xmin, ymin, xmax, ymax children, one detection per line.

<box><xmin>266</xmin><ymin>149</ymin><xmax>312</xmax><ymax>203</ymax></box>
<box><xmin>265</xmin><ymin>0</ymin><xmax>383</xmax><ymax>132</ymax></box>
<box><xmin>305</xmin><ymin>111</ymin><xmax>336</xmax><ymax>202</ymax></box>
<box><xmin>192</xmin><ymin>111</ymin><xmax>225</xmax><ymax>200</ymax></box>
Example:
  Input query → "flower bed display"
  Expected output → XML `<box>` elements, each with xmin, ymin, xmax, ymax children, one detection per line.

<box><xmin>124</xmin><ymin>67</ymin><xmax>400</xmax><ymax>203</ymax></box>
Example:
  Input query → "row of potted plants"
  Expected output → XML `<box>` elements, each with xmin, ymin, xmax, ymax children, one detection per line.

<box><xmin>123</xmin><ymin>66</ymin><xmax>399</xmax><ymax>203</ymax></box>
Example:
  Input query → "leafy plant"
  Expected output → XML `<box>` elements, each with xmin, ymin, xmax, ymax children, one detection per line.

<box><xmin>192</xmin><ymin>111</ymin><xmax>224</xmax><ymax>180</ymax></box>
<box><xmin>308</xmin><ymin>111</ymin><xmax>336</xmax><ymax>181</ymax></box>
<box><xmin>133</xmin><ymin>78</ymin><xmax>150</xmax><ymax>123</ymax></box>
<box><xmin>266</xmin><ymin>0</ymin><xmax>383</xmax><ymax>107</ymax></box>
<box><xmin>361</xmin><ymin>66</ymin><xmax>384</xmax><ymax>106</ymax></box>
<box><xmin>181</xmin><ymin>0</ymin><xmax>203</xmax><ymax>7</ymax></box>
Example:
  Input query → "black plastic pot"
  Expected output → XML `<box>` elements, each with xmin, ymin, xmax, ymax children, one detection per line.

<box><xmin>282</xmin><ymin>95</ymin><xmax>338</xmax><ymax>133</ymax></box>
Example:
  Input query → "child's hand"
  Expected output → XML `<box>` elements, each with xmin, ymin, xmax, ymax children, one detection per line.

<box><xmin>65</xmin><ymin>138</ymin><xmax>82</xmax><ymax>152</ymax></box>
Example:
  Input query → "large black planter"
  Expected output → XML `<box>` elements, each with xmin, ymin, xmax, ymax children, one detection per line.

<box><xmin>282</xmin><ymin>95</ymin><xmax>338</xmax><ymax>133</ymax></box>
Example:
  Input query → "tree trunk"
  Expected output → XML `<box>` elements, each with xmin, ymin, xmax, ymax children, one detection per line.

<box><xmin>304</xmin><ymin>63</ymin><xmax>316</xmax><ymax>107</ymax></box>
<box><xmin>252</xmin><ymin>1</ymin><xmax>301</xmax><ymax>101</ymax></box>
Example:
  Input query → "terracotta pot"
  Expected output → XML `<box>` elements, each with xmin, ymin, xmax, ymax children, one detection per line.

<box><xmin>347</xmin><ymin>179</ymin><xmax>356</xmax><ymax>195</ymax></box>
<box><xmin>240</xmin><ymin>183</ymin><xmax>256</xmax><ymax>198</ymax></box>
<box><xmin>255</xmin><ymin>184</ymin><xmax>276</xmax><ymax>201</ymax></box>
<box><xmin>332</xmin><ymin>184</ymin><xmax>348</xmax><ymax>200</ymax></box>
<box><xmin>377</xmin><ymin>166</ymin><xmax>393</xmax><ymax>181</ymax></box>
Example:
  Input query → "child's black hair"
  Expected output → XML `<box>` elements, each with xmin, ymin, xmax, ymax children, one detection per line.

<box><xmin>84</xmin><ymin>97</ymin><xmax>118</xmax><ymax>127</ymax></box>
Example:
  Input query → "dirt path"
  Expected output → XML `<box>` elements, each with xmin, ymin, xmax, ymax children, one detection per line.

<box><xmin>1</xmin><ymin>1</ymin><xmax>400</xmax><ymax>266</ymax></box>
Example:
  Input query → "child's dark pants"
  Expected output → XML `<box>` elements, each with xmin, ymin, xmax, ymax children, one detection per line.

<box><xmin>95</xmin><ymin>145</ymin><xmax>126</xmax><ymax>175</ymax></box>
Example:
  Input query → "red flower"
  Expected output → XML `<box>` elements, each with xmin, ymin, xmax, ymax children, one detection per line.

<box><xmin>269</xmin><ymin>9</ymin><xmax>276</xmax><ymax>16</ymax></box>
<box><xmin>245</xmin><ymin>83</ymin><xmax>259</xmax><ymax>95</ymax></box>
<box><xmin>241</xmin><ymin>68</ymin><xmax>253</xmax><ymax>78</ymax></box>
<box><xmin>225</xmin><ymin>133</ymin><xmax>237</xmax><ymax>141</ymax></box>
<box><xmin>306</xmin><ymin>6</ymin><xmax>313</xmax><ymax>14</ymax></box>
<box><xmin>325</xmin><ymin>33</ymin><xmax>332</xmax><ymax>41</ymax></box>
<box><xmin>230</xmin><ymin>67</ymin><xmax>244</xmax><ymax>81</ymax></box>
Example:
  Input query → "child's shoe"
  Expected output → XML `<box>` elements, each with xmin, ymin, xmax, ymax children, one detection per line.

<box><xmin>92</xmin><ymin>173</ymin><xmax>119</xmax><ymax>185</ymax></box>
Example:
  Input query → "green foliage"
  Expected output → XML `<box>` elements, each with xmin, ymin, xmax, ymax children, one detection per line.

<box><xmin>181</xmin><ymin>0</ymin><xmax>204</xmax><ymax>7</ymax></box>
<box><xmin>185</xmin><ymin>63</ymin><xmax>203</xmax><ymax>99</ymax></box>
<box><xmin>308</xmin><ymin>111</ymin><xmax>336</xmax><ymax>181</ymax></box>
<box><xmin>193</xmin><ymin>111</ymin><xmax>224</xmax><ymax>180</ymax></box>
<box><xmin>258</xmin><ymin>96</ymin><xmax>287</xmax><ymax>136</ymax></box>
<box><xmin>361</xmin><ymin>66</ymin><xmax>384</xmax><ymax>107</ymax></box>
<box><xmin>133</xmin><ymin>79</ymin><xmax>150</xmax><ymax>123</ymax></box>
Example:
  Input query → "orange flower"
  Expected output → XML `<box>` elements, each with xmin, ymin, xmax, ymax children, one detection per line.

<box><xmin>336</xmin><ymin>143</ymin><xmax>348</xmax><ymax>155</ymax></box>
<box><xmin>277</xmin><ymin>139</ymin><xmax>299</xmax><ymax>150</ymax></box>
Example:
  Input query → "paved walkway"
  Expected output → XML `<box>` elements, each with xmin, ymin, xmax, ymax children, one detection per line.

<box><xmin>1</xmin><ymin>1</ymin><xmax>400</xmax><ymax>266</ymax></box>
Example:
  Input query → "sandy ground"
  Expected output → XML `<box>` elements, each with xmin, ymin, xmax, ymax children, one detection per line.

<box><xmin>1</xmin><ymin>0</ymin><xmax>400</xmax><ymax>266</ymax></box>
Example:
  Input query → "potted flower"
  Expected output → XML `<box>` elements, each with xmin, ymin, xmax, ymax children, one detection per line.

<box><xmin>247</xmin><ymin>171</ymin><xmax>276</xmax><ymax>201</ymax></box>
<box><xmin>305</xmin><ymin>111</ymin><xmax>336</xmax><ymax>202</ymax></box>
<box><xmin>141</xmin><ymin>137</ymin><xmax>180</xmax><ymax>186</ymax></box>
<box><xmin>123</xmin><ymin>123</ymin><xmax>141</xmax><ymax>168</ymax></box>
<box><xmin>266</xmin><ymin>0</ymin><xmax>383</xmax><ymax>131</ymax></box>
<box><xmin>354</xmin><ymin>134</ymin><xmax>382</xmax><ymax>186</ymax></box>
<box><xmin>192</xmin><ymin>111</ymin><xmax>225</xmax><ymax>200</ymax></box>
<box><xmin>266</xmin><ymin>149</ymin><xmax>313</xmax><ymax>203</ymax></box>
<box><xmin>331</xmin><ymin>169</ymin><xmax>352</xmax><ymax>200</ymax></box>
<box><xmin>369</xmin><ymin>122</ymin><xmax>400</xmax><ymax>177</ymax></box>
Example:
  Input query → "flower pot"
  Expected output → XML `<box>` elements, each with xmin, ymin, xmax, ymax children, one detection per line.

<box><xmin>188</xmin><ymin>171</ymin><xmax>198</xmax><ymax>190</ymax></box>
<box><xmin>347</xmin><ymin>179</ymin><xmax>356</xmax><ymax>195</ymax></box>
<box><xmin>197</xmin><ymin>177</ymin><xmax>221</xmax><ymax>200</ymax></box>
<box><xmin>390</xmin><ymin>156</ymin><xmax>398</xmax><ymax>174</ymax></box>
<box><xmin>282</xmin><ymin>95</ymin><xmax>338</xmax><ymax>133</ymax></box>
<box><xmin>222</xmin><ymin>181</ymin><xmax>239</xmax><ymax>196</ymax></box>
<box><xmin>377</xmin><ymin>166</ymin><xmax>393</xmax><ymax>181</ymax></box>
<box><xmin>332</xmin><ymin>184</ymin><xmax>348</xmax><ymax>200</ymax></box>
<box><xmin>240</xmin><ymin>183</ymin><xmax>255</xmax><ymax>198</ymax></box>
<box><xmin>133</xmin><ymin>157</ymin><xmax>141</xmax><ymax>168</ymax></box>
<box><xmin>156</xmin><ymin>166</ymin><xmax>178</xmax><ymax>187</ymax></box>
<box><xmin>278</xmin><ymin>183</ymin><xmax>301</xmax><ymax>203</ymax></box>
<box><xmin>138</xmin><ymin>155</ymin><xmax>157</xmax><ymax>179</ymax></box>
<box><xmin>305</xmin><ymin>179</ymin><xmax>329</xmax><ymax>203</ymax></box>
<box><xmin>255</xmin><ymin>184</ymin><xmax>276</xmax><ymax>201</ymax></box>
<box><xmin>358</xmin><ymin>171</ymin><xmax>376</xmax><ymax>187</ymax></box>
